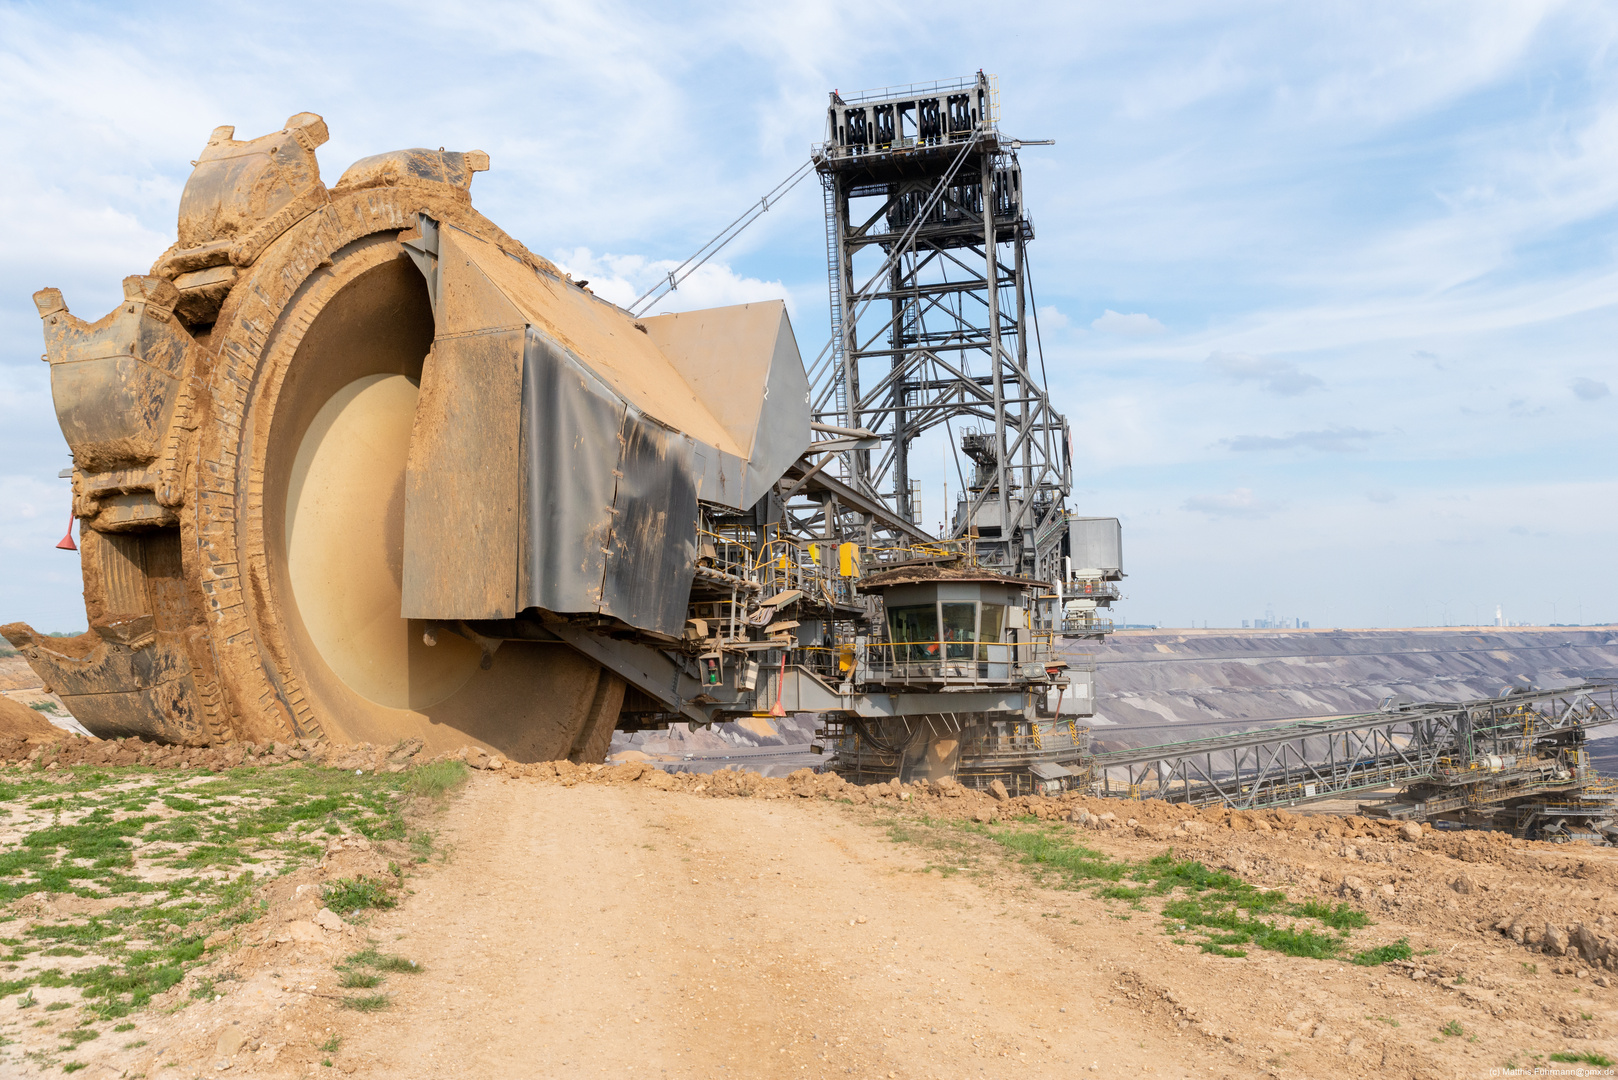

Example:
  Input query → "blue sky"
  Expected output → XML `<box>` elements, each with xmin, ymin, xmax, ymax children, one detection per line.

<box><xmin>1</xmin><ymin>0</ymin><xmax>1614</xmax><ymax>630</ymax></box>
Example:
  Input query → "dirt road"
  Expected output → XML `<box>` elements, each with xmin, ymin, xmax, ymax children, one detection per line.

<box><xmin>334</xmin><ymin>779</ymin><xmax>1205</xmax><ymax>1078</ymax></box>
<box><xmin>16</xmin><ymin>766</ymin><xmax>1617</xmax><ymax>1079</ymax></box>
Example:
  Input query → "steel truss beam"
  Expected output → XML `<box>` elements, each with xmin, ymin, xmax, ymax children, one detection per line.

<box><xmin>1092</xmin><ymin>683</ymin><xmax>1618</xmax><ymax>812</ymax></box>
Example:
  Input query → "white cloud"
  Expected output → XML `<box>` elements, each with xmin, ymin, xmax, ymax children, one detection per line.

<box><xmin>1038</xmin><ymin>305</ymin><xmax>1070</xmax><ymax>330</ymax></box>
<box><xmin>550</xmin><ymin>247</ymin><xmax>793</xmax><ymax>316</ymax></box>
<box><xmin>1090</xmin><ymin>309</ymin><xmax>1166</xmax><ymax>336</ymax></box>
<box><xmin>1117</xmin><ymin>477</ymin><xmax>1618</xmax><ymax>627</ymax></box>
<box><xmin>1571</xmin><ymin>377</ymin><xmax>1611</xmax><ymax>401</ymax></box>
<box><xmin>1206</xmin><ymin>352</ymin><xmax>1324</xmax><ymax>396</ymax></box>
<box><xmin>1181</xmin><ymin>488</ymin><xmax>1281</xmax><ymax>519</ymax></box>
<box><xmin>1222</xmin><ymin>428</ymin><xmax>1378</xmax><ymax>453</ymax></box>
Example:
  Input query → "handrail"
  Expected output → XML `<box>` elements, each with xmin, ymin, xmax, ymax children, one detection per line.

<box><xmin>836</xmin><ymin>76</ymin><xmax>982</xmax><ymax>106</ymax></box>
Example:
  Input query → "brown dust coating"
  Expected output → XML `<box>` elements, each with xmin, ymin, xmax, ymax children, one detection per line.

<box><xmin>1</xmin><ymin>113</ymin><xmax>641</xmax><ymax>759</ymax></box>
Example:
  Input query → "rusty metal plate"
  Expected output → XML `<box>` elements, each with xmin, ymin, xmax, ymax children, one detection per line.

<box><xmin>518</xmin><ymin>330</ymin><xmax>621</xmax><ymax>616</ymax></box>
<box><xmin>401</xmin><ymin>327</ymin><xmax>524</xmax><ymax>620</ymax></box>
<box><xmin>600</xmin><ymin>410</ymin><xmax>699</xmax><ymax>635</ymax></box>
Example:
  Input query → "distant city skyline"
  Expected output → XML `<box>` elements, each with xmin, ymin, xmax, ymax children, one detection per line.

<box><xmin>1</xmin><ymin>2</ymin><xmax>1616</xmax><ymax>631</ymax></box>
<box><xmin>1104</xmin><ymin>621</ymin><xmax>1613</xmax><ymax>630</ymax></box>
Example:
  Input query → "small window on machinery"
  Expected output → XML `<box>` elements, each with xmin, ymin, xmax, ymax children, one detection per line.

<box><xmin>887</xmin><ymin>604</ymin><xmax>938</xmax><ymax>663</ymax></box>
<box><xmin>978</xmin><ymin>603</ymin><xmax>1005</xmax><ymax>661</ymax></box>
<box><xmin>941</xmin><ymin>603</ymin><xmax>976</xmax><ymax>660</ymax></box>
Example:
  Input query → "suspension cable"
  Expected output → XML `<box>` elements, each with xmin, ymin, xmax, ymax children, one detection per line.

<box><xmin>628</xmin><ymin>159</ymin><xmax>816</xmax><ymax>317</ymax></box>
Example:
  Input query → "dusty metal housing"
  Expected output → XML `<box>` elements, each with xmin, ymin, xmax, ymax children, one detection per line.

<box><xmin>4</xmin><ymin>114</ymin><xmax>808</xmax><ymax>760</ymax></box>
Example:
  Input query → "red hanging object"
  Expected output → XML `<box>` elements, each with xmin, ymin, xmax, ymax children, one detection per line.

<box><xmin>56</xmin><ymin>505</ymin><xmax>77</xmax><ymax>551</ymax></box>
<box><xmin>769</xmin><ymin>650</ymin><xmax>787</xmax><ymax>718</ymax></box>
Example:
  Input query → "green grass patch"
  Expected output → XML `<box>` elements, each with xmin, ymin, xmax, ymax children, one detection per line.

<box><xmin>339</xmin><ymin>946</ymin><xmax>422</xmax><ymax>974</ymax></box>
<box><xmin>330</xmin><ymin>945</ymin><xmax>421</xmax><ymax>1001</ymax></box>
<box><xmin>340</xmin><ymin>993</ymin><xmax>390</xmax><ymax>1012</ymax></box>
<box><xmin>1352</xmin><ymin>937</ymin><xmax>1413</xmax><ymax>966</ymax></box>
<box><xmin>879</xmin><ymin>814</ymin><xmax>1378</xmax><ymax>964</ymax></box>
<box><xmin>1551</xmin><ymin>1051</ymin><xmax>1615</xmax><ymax>1067</ymax></box>
<box><xmin>321</xmin><ymin>876</ymin><xmax>396</xmax><ymax>915</ymax></box>
<box><xmin>0</xmin><ymin>759</ymin><xmax>458</xmax><ymax>1025</ymax></box>
<box><xmin>370</xmin><ymin>954</ymin><xmax>421</xmax><ymax>974</ymax></box>
<box><xmin>174</xmin><ymin>844</ymin><xmax>246</xmax><ymax>869</ymax></box>
<box><xmin>1293</xmin><ymin>899</ymin><xmax>1371</xmax><ymax>930</ymax></box>
<box><xmin>1201</xmin><ymin>942</ymin><xmax>1248</xmax><ymax>957</ymax></box>
<box><xmin>405</xmin><ymin>761</ymin><xmax>468</xmax><ymax>801</ymax></box>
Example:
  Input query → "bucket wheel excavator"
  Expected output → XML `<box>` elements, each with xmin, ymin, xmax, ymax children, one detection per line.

<box><xmin>3</xmin><ymin>112</ymin><xmax>811</xmax><ymax>762</ymax></box>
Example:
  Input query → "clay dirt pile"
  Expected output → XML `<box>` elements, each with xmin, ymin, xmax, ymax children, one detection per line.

<box><xmin>0</xmin><ymin>695</ymin><xmax>59</xmax><ymax>741</ymax></box>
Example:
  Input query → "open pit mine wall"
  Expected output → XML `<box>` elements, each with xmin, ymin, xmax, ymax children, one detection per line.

<box><xmin>1072</xmin><ymin>627</ymin><xmax>1618</xmax><ymax>752</ymax></box>
<box><xmin>1</xmin><ymin>111</ymin><xmax>811</xmax><ymax>754</ymax></box>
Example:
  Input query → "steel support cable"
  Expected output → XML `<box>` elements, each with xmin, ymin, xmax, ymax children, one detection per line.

<box><xmin>939</xmin><ymin>325</ymin><xmax>977</xmax><ymax>540</ymax></box>
<box><xmin>808</xmin><ymin>286</ymin><xmax>987</xmax><ymax>416</ymax></box>
<box><xmin>814</xmin><ymin>137</ymin><xmax>996</xmax><ymax>513</ymax></box>
<box><xmin>873</xmin><ymin>281</ymin><xmax>989</xmax><ymax>362</ymax></box>
<box><xmin>938</xmin><ymin>351</ymin><xmax>972</xmax><ymax>538</ymax></box>
<box><xmin>987</xmin><ymin>233</ymin><xmax>1060</xmax><ymax>544</ymax></box>
<box><xmin>867</xmin><ymin>348</ymin><xmax>992</xmax><ymax>488</ymax></box>
<box><xmin>1023</xmin><ymin>249</ymin><xmax>1062</xmax><ymax>522</ymax></box>
<box><xmin>629</xmin><ymin>159</ymin><xmax>816</xmax><ymax>317</ymax></box>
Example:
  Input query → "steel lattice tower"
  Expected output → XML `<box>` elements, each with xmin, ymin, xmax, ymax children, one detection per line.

<box><xmin>809</xmin><ymin>74</ymin><xmax>1073</xmax><ymax>581</ymax></box>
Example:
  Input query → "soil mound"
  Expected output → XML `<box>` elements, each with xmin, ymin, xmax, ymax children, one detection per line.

<box><xmin>0</xmin><ymin>694</ymin><xmax>58</xmax><ymax>739</ymax></box>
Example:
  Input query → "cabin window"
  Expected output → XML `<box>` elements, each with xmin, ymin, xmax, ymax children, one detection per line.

<box><xmin>941</xmin><ymin>602</ymin><xmax>977</xmax><ymax>660</ymax></box>
<box><xmin>887</xmin><ymin>604</ymin><xmax>939</xmax><ymax>663</ymax></box>
<box><xmin>978</xmin><ymin>603</ymin><xmax>1005</xmax><ymax>660</ymax></box>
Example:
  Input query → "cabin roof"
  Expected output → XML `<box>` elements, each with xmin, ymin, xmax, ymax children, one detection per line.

<box><xmin>857</xmin><ymin>563</ymin><xmax>1049</xmax><ymax>592</ymax></box>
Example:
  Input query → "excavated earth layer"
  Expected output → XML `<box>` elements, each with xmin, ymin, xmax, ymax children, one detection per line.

<box><xmin>4</xmin><ymin>756</ymin><xmax>1617</xmax><ymax>1079</ymax></box>
<box><xmin>1074</xmin><ymin>626</ymin><xmax>1618</xmax><ymax>746</ymax></box>
<box><xmin>0</xmin><ymin>732</ymin><xmax>437</xmax><ymax>773</ymax></box>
